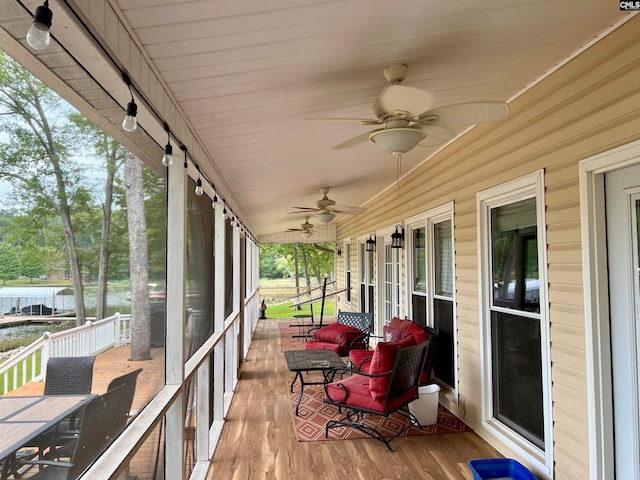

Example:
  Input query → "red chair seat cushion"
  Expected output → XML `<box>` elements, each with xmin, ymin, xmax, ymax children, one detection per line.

<box><xmin>368</xmin><ymin>335</ymin><xmax>416</xmax><ymax>400</ymax></box>
<box><xmin>324</xmin><ymin>373</ymin><xmax>417</xmax><ymax>413</ymax></box>
<box><xmin>312</xmin><ymin>323</ymin><xmax>361</xmax><ymax>344</ymax></box>
<box><xmin>305</xmin><ymin>340</ymin><xmax>340</xmax><ymax>354</ymax></box>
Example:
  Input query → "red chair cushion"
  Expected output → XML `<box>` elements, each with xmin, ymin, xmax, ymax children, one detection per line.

<box><xmin>404</xmin><ymin>321</ymin><xmax>430</xmax><ymax>344</ymax></box>
<box><xmin>305</xmin><ymin>340</ymin><xmax>340</xmax><ymax>354</ymax></box>
<box><xmin>312</xmin><ymin>323</ymin><xmax>361</xmax><ymax>344</ymax></box>
<box><xmin>324</xmin><ymin>374</ymin><xmax>418</xmax><ymax>413</ymax></box>
<box><xmin>369</xmin><ymin>335</ymin><xmax>416</xmax><ymax>400</ymax></box>
<box><xmin>383</xmin><ymin>325</ymin><xmax>403</xmax><ymax>342</ymax></box>
<box><xmin>349</xmin><ymin>349</ymin><xmax>374</xmax><ymax>372</ymax></box>
<box><xmin>389</xmin><ymin>317</ymin><xmax>412</xmax><ymax>332</ymax></box>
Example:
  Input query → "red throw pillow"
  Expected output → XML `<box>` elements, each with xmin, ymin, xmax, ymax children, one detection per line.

<box><xmin>312</xmin><ymin>323</ymin><xmax>360</xmax><ymax>344</ymax></box>
<box><xmin>382</xmin><ymin>326</ymin><xmax>403</xmax><ymax>343</ymax></box>
<box><xmin>389</xmin><ymin>317</ymin><xmax>412</xmax><ymax>332</ymax></box>
<box><xmin>369</xmin><ymin>335</ymin><xmax>416</xmax><ymax>400</ymax></box>
<box><xmin>404</xmin><ymin>321</ymin><xmax>429</xmax><ymax>344</ymax></box>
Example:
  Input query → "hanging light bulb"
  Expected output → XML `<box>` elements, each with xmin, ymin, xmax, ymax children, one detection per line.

<box><xmin>161</xmin><ymin>125</ymin><xmax>173</xmax><ymax>166</ymax></box>
<box><xmin>222</xmin><ymin>207</ymin><xmax>228</xmax><ymax>219</ymax></box>
<box><xmin>26</xmin><ymin>1</ymin><xmax>53</xmax><ymax>51</ymax></box>
<box><xmin>121</xmin><ymin>73</ymin><xmax>137</xmax><ymax>132</ymax></box>
<box><xmin>212</xmin><ymin>195</ymin><xmax>219</xmax><ymax>209</ymax></box>
<box><xmin>195</xmin><ymin>177</ymin><xmax>204</xmax><ymax>196</ymax></box>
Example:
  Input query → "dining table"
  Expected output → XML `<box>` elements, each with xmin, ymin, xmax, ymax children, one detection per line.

<box><xmin>0</xmin><ymin>394</ymin><xmax>95</xmax><ymax>479</ymax></box>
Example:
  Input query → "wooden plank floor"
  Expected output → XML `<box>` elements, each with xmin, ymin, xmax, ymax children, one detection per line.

<box><xmin>207</xmin><ymin>318</ymin><xmax>502</xmax><ymax>480</ymax></box>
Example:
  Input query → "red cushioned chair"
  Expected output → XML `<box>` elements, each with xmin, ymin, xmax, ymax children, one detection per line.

<box><xmin>349</xmin><ymin>319</ymin><xmax>439</xmax><ymax>385</ymax></box>
<box><xmin>323</xmin><ymin>338</ymin><xmax>431</xmax><ymax>451</ymax></box>
<box><xmin>305</xmin><ymin>310</ymin><xmax>373</xmax><ymax>356</ymax></box>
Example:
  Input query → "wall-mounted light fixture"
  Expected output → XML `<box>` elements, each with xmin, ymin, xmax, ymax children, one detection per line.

<box><xmin>365</xmin><ymin>233</ymin><xmax>376</xmax><ymax>252</ymax></box>
<box><xmin>336</xmin><ymin>247</ymin><xmax>342</xmax><ymax>256</ymax></box>
<box><xmin>391</xmin><ymin>224</ymin><xmax>404</xmax><ymax>249</ymax></box>
<box><xmin>26</xmin><ymin>1</ymin><xmax>53</xmax><ymax>51</ymax></box>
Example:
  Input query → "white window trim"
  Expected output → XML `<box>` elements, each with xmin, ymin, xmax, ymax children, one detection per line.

<box><xmin>579</xmin><ymin>139</ymin><xmax>640</xmax><ymax>480</ymax></box>
<box><xmin>477</xmin><ymin>170</ymin><xmax>553</xmax><ymax>477</ymax></box>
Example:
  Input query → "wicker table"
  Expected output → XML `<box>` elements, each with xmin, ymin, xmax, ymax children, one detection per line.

<box><xmin>284</xmin><ymin>349</ymin><xmax>345</xmax><ymax>416</ymax></box>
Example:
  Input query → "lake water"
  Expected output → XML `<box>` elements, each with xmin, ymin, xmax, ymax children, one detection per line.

<box><xmin>0</xmin><ymin>288</ymin><xmax>132</xmax><ymax>317</ymax></box>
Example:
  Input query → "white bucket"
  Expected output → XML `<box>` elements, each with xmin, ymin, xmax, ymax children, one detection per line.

<box><xmin>409</xmin><ymin>384</ymin><xmax>441</xmax><ymax>425</ymax></box>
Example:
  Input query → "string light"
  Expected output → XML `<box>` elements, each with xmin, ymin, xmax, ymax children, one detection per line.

<box><xmin>212</xmin><ymin>195</ymin><xmax>219</xmax><ymax>209</ymax></box>
<box><xmin>121</xmin><ymin>73</ymin><xmax>137</xmax><ymax>132</ymax></box>
<box><xmin>26</xmin><ymin>1</ymin><xmax>53</xmax><ymax>51</ymax></box>
<box><xmin>162</xmin><ymin>123</ymin><xmax>173</xmax><ymax>166</ymax></box>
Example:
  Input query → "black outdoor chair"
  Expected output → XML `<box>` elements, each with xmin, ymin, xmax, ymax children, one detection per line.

<box><xmin>20</xmin><ymin>384</ymin><xmax>130</xmax><ymax>479</ymax></box>
<box><xmin>323</xmin><ymin>338</ymin><xmax>430</xmax><ymax>451</ymax></box>
<box><xmin>43</xmin><ymin>356</ymin><xmax>96</xmax><ymax>396</ymax></box>
<box><xmin>305</xmin><ymin>310</ymin><xmax>374</xmax><ymax>356</ymax></box>
<box><xmin>15</xmin><ymin>356</ymin><xmax>96</xmax><ymax>468</ymax></box>
<box><xmin>106</xmin><ymin>368</ymin><xmax>143</xmax><ymax>432</ymax></box>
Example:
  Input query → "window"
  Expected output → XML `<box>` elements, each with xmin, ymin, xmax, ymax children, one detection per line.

<box><xmin>478</xmin><ymin>171</ymin><xmax>551</xmax><ymax>471</ymax></box>
<box><xmin>411</xmin><ymin>227</ymin><xmax>427</xmax><ymax>324</ymax></box>
<box><xmin>431</xmin><ymin>218</ymin><xmax>455</xmax><ymax>388</ymax></box>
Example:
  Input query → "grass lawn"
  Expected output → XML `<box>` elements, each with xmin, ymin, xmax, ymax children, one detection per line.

<box><xmin>263</xmin><ymin>298</ymin><xmax>335</xmax><ymax>319</ymax></box>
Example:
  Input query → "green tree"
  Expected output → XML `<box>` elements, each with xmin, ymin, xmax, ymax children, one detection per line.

<box><xmin>0</xmin><ymin>52</ymin><xmax>87</xmax><ymax>324</ymax></box>
<box><xmin>69</xmin><ymin>113</ymin><xmax>125</xmax><ymax>319</ymax></box>
<box><xmin>19</xmin><ymin>240</ymin><xmax>46</xmax><ymax>282</ymax></box>
<box><xmin>0</xmin><ymin>242</ymin><xmax>20</xmax><ymax>285</ymax></box>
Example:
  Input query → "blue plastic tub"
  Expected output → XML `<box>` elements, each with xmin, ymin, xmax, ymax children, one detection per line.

<box><xmin>467</xmin><ymin>459</ymin><xmax>536</xmax><ymax>480</ymax></box>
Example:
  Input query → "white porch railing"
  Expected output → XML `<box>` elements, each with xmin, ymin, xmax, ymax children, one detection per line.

<box><xmin>0</xmin><ymin>312</ymin><xmax>131</xmax><ymax>395</ymax></box>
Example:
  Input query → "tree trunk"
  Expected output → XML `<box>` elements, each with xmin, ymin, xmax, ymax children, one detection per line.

<box><xmin>294</xmin><ymin>245</ymin><xmax>300</xmax><ymax>310</ymax></box>
<box><xmin>95</xmin><ymin>144</ymin><xmax>118</xmax><ymax>320</ymax></box>
<box><xmin>125</xmin><ymin>151</ymin><xmax>151</xmax><ymax>360</ymax></box>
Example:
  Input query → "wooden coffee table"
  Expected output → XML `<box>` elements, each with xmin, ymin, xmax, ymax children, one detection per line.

<box><xmin>284</xmin><ymin>349</ymin><xmax>345</xmax><ymax>416</ymax></box>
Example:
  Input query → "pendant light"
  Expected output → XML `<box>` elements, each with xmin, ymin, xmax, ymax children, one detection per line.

<box><xmin>121</xmin><ymin>73</ymin><xmax>137</xmax><ymax>132</ymax></box>
<box><xmin>26</xmin><ymin>1</ymin><xmax>53</xmax><ymax>51</ymax></box>
<box><xmin>162</xmin><ymin>124</ymin><xmax>173</xmax><ymax>166</ymax></box>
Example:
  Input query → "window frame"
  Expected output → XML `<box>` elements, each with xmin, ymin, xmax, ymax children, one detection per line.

<box><xmin>477</xmin><ymin>170</ymin><xmax>553</xmax><ymax>475</ymax></box>
<box><xmin>344</xmin><ymin>240</ymin><xmax>352</xmax><ymax>306</ymax></box>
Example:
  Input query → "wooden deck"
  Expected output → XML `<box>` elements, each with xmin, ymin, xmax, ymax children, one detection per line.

<box><xmin>6</xmin><ymin>318</ymin><xmax>503</xmax><ymax>479</ymax></box>
<box><xmin>207</xmin><ymin>318</ymin><xmax>502</xmax><ymax>480</ymax></box>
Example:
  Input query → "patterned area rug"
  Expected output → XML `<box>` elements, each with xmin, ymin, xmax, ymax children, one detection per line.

<box><xmin>289</xmin><ymin>381</ymin><xmax>472</xmax><ymax>443</ymax></box>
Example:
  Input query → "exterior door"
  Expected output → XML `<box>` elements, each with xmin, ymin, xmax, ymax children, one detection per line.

<box><xmin>605</xmin><ymin>164</ymin><xmax>640</xmax><ymax>479</ymax></box>
<box><xmin>382</xmin><ymin>241</ymin><xmax>401</xmax><ymax>325</ymax></box>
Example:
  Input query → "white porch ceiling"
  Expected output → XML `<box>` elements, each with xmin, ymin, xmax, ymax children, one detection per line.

<box><xmin>2</xmin><ymin>1</ymin><xmax>633</xmax><ymax>241</ymax></box>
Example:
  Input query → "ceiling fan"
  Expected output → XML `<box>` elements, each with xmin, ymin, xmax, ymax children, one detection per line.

<box><xmin>306</xmin><ymin>63</ymin><xmax>509</xmax><ymax>157</ymax></box>
<box><xmin>290</xmin><ymin>187</ymin><xmax>365</xmax><ymax>223</ymax></box>
<box><xmin>287</xmin><ymin>216</ymin><xmax>316</xmax><ymax>238</ymax></box>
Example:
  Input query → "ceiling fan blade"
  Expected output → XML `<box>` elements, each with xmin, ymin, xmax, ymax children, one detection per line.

<box><xmin>302</xmin><ymin>117</ymin><xmax>382</xmax><ymax>126</ymax></box>
<box><xmin>378</xmin><ymin>85</ymin><xmax>435</xmax><ymax>119</ymax></box>
<box><xmin>418</xmin><ymin>124</ymin><xmax>457</xmax><ymax>146</ymax></box>
<box><xmin>333</xmin><ymin>130</ymin><xmax>375</xmax><ymax>150</ymax></box>
<box><xmin>291</xmin><ymin>207</ymin><xmax>320</xmax><ymax>212</ymax></box>
<box><xmin>420</xmin><ymin>101</ymin><xmax>509</xmax><ymax>125</ymax></box>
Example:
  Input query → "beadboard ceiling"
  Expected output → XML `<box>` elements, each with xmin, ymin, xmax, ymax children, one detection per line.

<box><xmin>1</xmin><ymin>1</ymin><xmax>633</xmax><ymax>241</ymax></box>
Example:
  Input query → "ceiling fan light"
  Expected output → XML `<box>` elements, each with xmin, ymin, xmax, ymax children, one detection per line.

<box><xmin>369</xmin><ymin>127</ymin><xmax>425</xmax><ymax>154</ymax></box>
<box><xmin>300</xmin><ymin>230</ymin><xmax>313</xmax><ymax>239</ymax></box>
<box><xmin>316</xmin><ymin>212</ymin><xmax>335</xmax><ymax>223</ymax></box>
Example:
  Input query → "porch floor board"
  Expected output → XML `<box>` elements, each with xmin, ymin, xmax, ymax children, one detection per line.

<box><xmin>207</xmin><ymin>318</ymin><xmax>503</xmax><ymax>480</ymax></box>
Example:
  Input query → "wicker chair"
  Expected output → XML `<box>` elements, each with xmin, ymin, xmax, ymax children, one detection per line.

<box><xmin>43</xmin><ymin>356</ymin><xmax>95</xmax><ymax>395</ymax></box>
<box><xmin>323</xmin><ymin>339</ymin><xmax>430</xmax><ymax>451</ymax></box>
